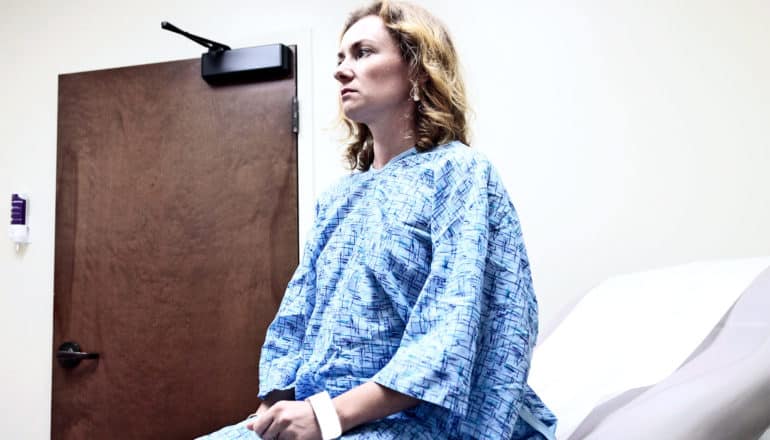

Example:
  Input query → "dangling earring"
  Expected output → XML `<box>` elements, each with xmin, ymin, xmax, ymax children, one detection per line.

<box><xmin>411</xmin><ymin>81</ymin><xmax>421</xmax><ymax>102</ymax></box>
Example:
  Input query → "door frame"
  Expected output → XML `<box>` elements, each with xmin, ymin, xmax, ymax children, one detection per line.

<box><xmin>255</xmin><ymin>28</ymin><xmax>315</xmax><ymax>255</ymax></box>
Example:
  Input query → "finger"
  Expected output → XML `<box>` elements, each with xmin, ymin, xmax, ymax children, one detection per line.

<box><xmin>249</xmin><ymin>412</ymin><xmax>272</xmax><ymax>435</ymax></box>
<box><xmin>243</xmin><ymin>414</ymin><xmax>258</xmax><ymax>431</ymax></box>
<box><xmin>261</xmin><ymin>412</ymin><xmax>289</xmax><ymax>440</ymax></box>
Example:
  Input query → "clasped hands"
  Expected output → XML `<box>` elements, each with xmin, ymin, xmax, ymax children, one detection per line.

<box><xmin>246</xmin><ymin>400</ymin><xmax>323</xmax><ymax>440</ymax></box>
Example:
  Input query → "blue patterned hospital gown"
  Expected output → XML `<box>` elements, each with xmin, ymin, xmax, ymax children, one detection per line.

<box><xmin>204</xmin><ymin>142</ymin><xmax>556</xmax><ymax>439</ymax></box>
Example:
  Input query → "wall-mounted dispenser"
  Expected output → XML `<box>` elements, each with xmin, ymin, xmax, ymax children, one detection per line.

<box><xmin>9</xmin><ymin>193</ymin><xmax>30</xmax><ymax>252</ymax></box>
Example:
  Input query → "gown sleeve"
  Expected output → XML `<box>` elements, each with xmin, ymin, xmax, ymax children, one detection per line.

<box><xmin>371</xmin><ymin>157</ymin><xmax>540</xmax><ymax>437</ymax></box>
<box><xmin>257</xmin><ymin>200</ymin><xmax>324</xmax><ymax>398</ymax></box>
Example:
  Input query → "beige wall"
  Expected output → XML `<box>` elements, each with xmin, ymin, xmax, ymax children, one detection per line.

<box><xmin>2</xmin><ymin>1</ymin><xmax>769</xmax><ymax>437</ymax></box>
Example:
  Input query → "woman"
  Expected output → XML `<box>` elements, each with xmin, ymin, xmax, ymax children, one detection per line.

<box><xmin>202</xmin><ymin>1</ymin><xmax>556</xmax><ymax>439</ymax></box>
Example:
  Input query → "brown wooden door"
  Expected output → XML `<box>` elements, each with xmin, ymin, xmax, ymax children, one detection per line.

<box><xmin>52</xmin><ymin>52</ymin><xmax>298</xmax><ymax>439</ymax></box>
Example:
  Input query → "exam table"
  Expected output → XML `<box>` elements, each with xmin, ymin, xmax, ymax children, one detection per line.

<box><xmin>528</xmin><ymin>258</ymin><xmax>770</xmax><ymax>440</ymax></box>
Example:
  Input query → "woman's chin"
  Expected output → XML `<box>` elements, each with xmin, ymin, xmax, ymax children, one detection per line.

<box><xmin>341</xmin><ymin>107</ymin><xmax>369</xmax><ymax>125</ymax></box>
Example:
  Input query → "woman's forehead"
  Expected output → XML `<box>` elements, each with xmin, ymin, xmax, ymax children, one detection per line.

<box><xmin>340</xmin><ymin>15</ymin><xmax>391</xmax><ymax>50</ymax></box>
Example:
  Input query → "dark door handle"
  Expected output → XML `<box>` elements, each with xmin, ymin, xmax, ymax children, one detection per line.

<box><xmin>57</xmin><ymin>341</ymin><xmax>99</xmax><ymax>369</ymax></box>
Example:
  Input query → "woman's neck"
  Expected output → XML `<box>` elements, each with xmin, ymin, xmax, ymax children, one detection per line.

<box><xmin>367</xmin><ymin>105</ymin><xmax>417</xmax><ymax>169</ymax></box>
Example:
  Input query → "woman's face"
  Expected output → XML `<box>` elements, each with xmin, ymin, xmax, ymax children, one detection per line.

<box><xmin>335</xmin><ymin>15</ymin><xmax>412</xmax><ymax>125</ymax></box>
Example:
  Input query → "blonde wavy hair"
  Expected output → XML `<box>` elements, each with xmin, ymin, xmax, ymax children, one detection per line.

<box><xmin>339</xmin><ymin>0</ymin><xmax>471</xmax><ymax>171</ymax></box>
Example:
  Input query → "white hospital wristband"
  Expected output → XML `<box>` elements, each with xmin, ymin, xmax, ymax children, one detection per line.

<box><xmin>306</xmin><ymin>391</ymin><xmax>342</xmax><ymax>440</ymax></box>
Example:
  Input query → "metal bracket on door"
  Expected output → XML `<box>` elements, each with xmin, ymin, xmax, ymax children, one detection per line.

<box><xmin>161</xmin><ymin>21</ymin><xmax>293</xmax><ymax>85</ymax></box>
<box><xmin>292</xmin><ymin>96</ymin><xmax>299</xmax><ymax>134</ymax></box>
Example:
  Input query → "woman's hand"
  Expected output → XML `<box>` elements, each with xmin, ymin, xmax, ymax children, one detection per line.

<box><xmin>247</xmin><ymin>400</ymin><xmax>321</xmax><ymax>440</ymax></box>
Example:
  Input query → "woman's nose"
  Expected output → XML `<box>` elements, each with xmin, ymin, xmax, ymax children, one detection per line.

<box><xmin>334</xmin><ymin>63</ymin><xmax>353</xmax><ymax>83</ymax></box>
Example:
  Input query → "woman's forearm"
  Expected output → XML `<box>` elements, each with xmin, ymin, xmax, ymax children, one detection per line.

<box><xmin>332</xmin><ymin>381</ymin><xmax>419</xmax><ymax>433</ymax></box>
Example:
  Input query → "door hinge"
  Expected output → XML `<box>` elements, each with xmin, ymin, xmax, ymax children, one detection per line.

<box><xmin>292</xmin><ymin>96</ymin><xmax>299</xmax><ymax>134</ymax></box>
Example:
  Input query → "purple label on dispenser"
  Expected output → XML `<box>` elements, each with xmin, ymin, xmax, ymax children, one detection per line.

<box><xmin>11</xmin><ymin>194</ymin><xmax>26</xmax><ymax>225</ymax></box>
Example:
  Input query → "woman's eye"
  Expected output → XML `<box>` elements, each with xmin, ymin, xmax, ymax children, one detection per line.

<box><xmin>336</xmin><ymin>47</ymin><xmax>372</xmax><ymax>65</ymax></box>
